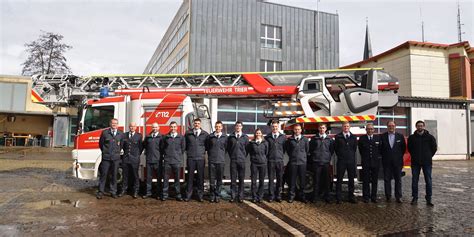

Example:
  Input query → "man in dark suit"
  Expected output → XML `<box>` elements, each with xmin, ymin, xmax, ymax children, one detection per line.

<box><xmin>380</xmin><ymin>121</ymin><xmax>406</xmax><ymax>203</ymax></box>
<box><xmin>334</xmin><ymin>121</ymin><xmax>358</xmax><ymax>204</ymax></box>
<box><xmin>308</xmin><ymin>123</ymin><xmax>334</xmax><ymax>203</ymax></box>
<box><xmin>143</xmin><ymin>123</ymin><xmax>163</xmax><ymax>199</ymax></box>
<box><xmin>227</xmin><ymin>121</ymin><xmax>249</xmax><ymax>203</ymax></box>
<box><xmin>206</xmin><ymin>121</ymin><xmax>228</xmax><ymax>203</ymax></box>
<box><xmin>97</xmin><ymin>118</ymin><xmax>124</xmax><ymax>199</ymax></box>
<box><xmin>264</xmin><ymin>120</ymin><xmax>286</xmax><ymax>202</ymax></box>
<box><xmin>120</xmin><ymin>122</ymin><xmax>143</xmax><ymax>198</ymax></box>
<box><xmin>408</xmin><ymin>120</ymin><xmax>437</xmax><ymax>207</ymax></box>
<box><xmin>161</xmin><ymin>121</ymin><xmax>186</xmax><ymax>201</ymax></box>
<box><xmin>285</xmin><ymin>123</ymin><xmax>309</xmax><ymax>203</ymax></box>
<box><xmin>184</xmin><ymin>118</ymin><xmax>209</xmax><ymax>202</ymax></box>
<box><xmin>358</xmin><ymin>123</ymin><xmax>382</xmax><ymax>203</ymax></box>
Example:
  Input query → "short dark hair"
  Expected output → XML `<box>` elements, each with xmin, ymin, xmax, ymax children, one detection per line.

<box><xmin>215</xmin><ymin>120</ymin><xmax>223</xmax><ymax>125</ymax></box>
<box><xmin>110</xmin><ymin>118</ymin><xmax>118</xmax><ymax>123</ymax></box>
<box><xmin>271</xmin><ymin>120</ymin><xmax>279</xmax><ymax>125</ymax></box>
<box><xmin>318</xmin><ymin>123</ymin><xmax>327</xmax><ymax>128</ymax></box>
<box><xmin>293</xmin><ymin>123</ymin><xmax>302</xmax><ymax>129</ymax></box>
<box><xmin>415</xmin><ymin>120</ymin><xmax>425</xmax><ymax>126</ymax></box>
<box><xmin>235</xmin><ymin>121</ymin><xmax>243</xmax><ymax>126</ymax></box>
<box><xmin>170</xmin><ymin>121</ymin><xmax>178</xmax><ymax>126</ymax></box>
<box><xmin>194</xmin><ymin>118</ymin><xmax>201</xmax><ymax>123</ymax></box>
<box><xmin>342</xmin><ymin>121</ymin><xmax>350</xmax><ymax>126</ymax></box>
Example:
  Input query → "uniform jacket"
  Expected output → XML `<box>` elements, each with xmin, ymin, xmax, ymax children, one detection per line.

<box><xmin>99</xmin><ymin>128</ymin><xmax>124</xmax><ymax>161</ymax></box>
<box><xmin>309</xmin><ymin>134</ymin><xmax>335</xmax><ymax>165</ymax></box>
<box><xmin>334</xmin><ymin>132</ymin><xmax>358</xmax><ymax>163</ymax></box>
<box><xmin>247</xmin><ymin>140</ymin><xmax>269</xmax><ymax>165</ymax></box>
<box><xmin>380</xmin><ymin>132</ymin><xmax>406</xmax><ymax>167</ymax></box>
<box><xmin>206</xmin><ymin>132</ymin><xmax>228</xmax><ymax>164</ymax></box>
<box><xmin>285</xmin><ymin>136</ymin><xmax>309</xmax><ymax>165</ymax></box>
<box><xmin>264</xmin><ymin>133</ymin><xmax>286</xmax><ymax>163</ymax></box>
<box><xmin>227</xmin><ymin>132</ymin><xmax>249</xmax><ymax>163</ymax></box>
<box><xmin>122</xmin><ymin>131</ymin><xmax>143</xmax><ymax>164</ymax></box>
<box><xmin>358</xmin><ymin>134</ymin><xmax>382</xmax><ymax>168</ymax></box>
<box><xmin>143</xmin><ymin>133</ymin><xmax>163</xmax><ymax>164</ymax></box>
<box><xmin>162</xmin><ymin>133</ymin><xmax>186</xmax><ymax>165</ymax></box>
<box><xmin>185</xmin><ymin>129</ymin><xmax>209</xmax><ymax>160</ymax></box>
<box><xmin>407</xmin><ymin>130</ymin><xmax>437</xmax><ymax>166</ymax></box>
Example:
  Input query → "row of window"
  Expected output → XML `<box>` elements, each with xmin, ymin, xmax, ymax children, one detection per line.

<box><xmin>260</xmin><ymin>24</ymin><xmax>282</xmax><ymax>49</ymax></box>
<box><xmin>159</xmin><ymin>45</ymin><xmax>188</xmax><ymax>74</ymax></box>
<box><xmin>150</xmin><ymin>15</ymin><xmax>189</xmax><ymax>73</ymax></box>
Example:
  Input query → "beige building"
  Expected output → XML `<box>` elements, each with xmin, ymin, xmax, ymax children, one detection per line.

<box><xmin>341</xmin><ymin>41</ymin><xmax>473</xmax><ymax>159</ymax></box>
<box><xmin>342</xmin><ymin>41</ymin><xmax>473</xmax><ymax>99</ymax></box>
<box><xmin>0</xmin><ymin>75</ymin><xmax>77</xmax><ymax>147</ymax></box>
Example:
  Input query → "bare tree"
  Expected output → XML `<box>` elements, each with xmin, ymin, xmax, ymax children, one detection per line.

<box><xmin>21</xmin><ymin>31</ymin><xmax>72</xmax><ymax>75</ymax></box>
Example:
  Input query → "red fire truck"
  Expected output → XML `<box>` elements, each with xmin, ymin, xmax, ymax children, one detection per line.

<box><xmin>31</xmin><ymin>68</ymin><xmax>400</xmax><ymax>185</ymax></box>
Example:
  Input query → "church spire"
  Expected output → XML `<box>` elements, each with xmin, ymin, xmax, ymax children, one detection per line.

<box><xmin>363</xmin><ymin>18</ymin><xmax>372</xmax><ymax>60</ymax></box>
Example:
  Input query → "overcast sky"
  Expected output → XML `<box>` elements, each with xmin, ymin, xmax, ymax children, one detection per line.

<box><xmin>1</xmin><ymin>0</ymin><xmax>472</xmax><ymax>76</ymax></box>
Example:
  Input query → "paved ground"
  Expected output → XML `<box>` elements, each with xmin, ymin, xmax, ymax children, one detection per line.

<box><xmin>0</xmin><ymin>147</ymin><xmax>473</xmax><ymax>236</ymax></box>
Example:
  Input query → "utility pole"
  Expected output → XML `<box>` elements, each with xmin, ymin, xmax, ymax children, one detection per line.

<box><xmin>457</xmin><ymin>1</ymin><xmax>464</xmax><ymax>42</ymax></box>
<box><xmin>315</xmin><ymin>0</ymin><xmax>320</xmax><ymax>70</ymax></box>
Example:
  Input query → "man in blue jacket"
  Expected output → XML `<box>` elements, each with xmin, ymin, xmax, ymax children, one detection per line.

<box><xmin>161</xmin><ymin>121</ymin><xmax>185</xmax><ymax>201</ymax></box>
<box><xmin>206</xmin><ymin>121</ymin><xmax>228</xmax><ymax>203</ymax></box>
<box><xmin>120</xmin><ymin>122</ymin><xmax>143</xmax><ymax>199</ymax></box>
<box><xmin>334</xmin><ymin>122</ymin><xmax>358</xmax><ymax>204</ymax></box>
<box><xmin>358</xmin><ymin>123</ymin><xmax>382</xmax><ymax>203</ymax></box>
<box><xmin>227</xmin><ymin>121</ymin><xmax>249</xmax><ymax>203</ymax></box>
<box><xmin>408</xmin><ymin>120</ymin><xmax>437</xmax><ymax>207</ymax></box>
<box><xmin>264</xmin><ymin>120</ymin><xmax>286</xmax><ymax>202</ymax></box>
<box><xmin>380</xmin><ymin>121</ymin><xmax>406</xmax><ymax>203</ymax></box>
<box><xmin>142</xmin><ymin>123</ymin><xmax>163</xmax><ymax>199</ymax></box>
<box><xmin>184</xmin><ymin>118</ymin><xmax>209</xmax><ymax>202</ymax></box>
<box><xmin>285</xmin><ymin>123</ymin><xmax>309</xmax><ymax>203</ymax></box>
<box><xmin>309</xmin><ymin>123</ymin><xmax>334</xmax><ymax>203</ymax></box>
<box><xmin>97</xmin><ymin>118</ymin><xmax>124</xmax><ymax>199</ymax></box>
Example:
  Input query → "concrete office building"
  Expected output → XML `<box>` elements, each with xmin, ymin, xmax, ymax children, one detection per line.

<box><xmin>144</xmin><ymin>0</ymin><xmax>339</xmax><ymax>134</ymax></box>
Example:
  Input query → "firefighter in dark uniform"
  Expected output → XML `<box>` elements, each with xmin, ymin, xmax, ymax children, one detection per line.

<box><xmin>119</xmin><ymin>122</ymin><xmax>143</xmax><ymax>198</ymax></box>
<box><xmin>358</xmin><ymin>123</ymin><xmax>382</xmax><ymax>203</ymax></box>
<box><xmin>380</xmin><ymin>120</ymin><xmax>406</xmax><ymax>203</ymax></box>
<box><xmin>247</xmin><ymin>128</ymin><xmax>269</xmax><ymax>203</ymax></box>
<box><xmin>161</xmin><ymin>121</ymin><xmax>185</xmax><ymax>201</ymax></box>
<box><xmin>264</xmin><ymin>120</ymin><xmax>286</xmax><ymax>202</ymax></box>
<box><xmin>308</xmin><ymin>123</ymin><xmax>334</xmax><ymax>203</ymax></box>
<box><xmin>285</xmin><ymin>123</ymin><xmax>309</xmax><ymax>203</ymax></box>
<box><xmin>227</xmin><ymin>121</ymin><xmax>249</xmax><ymax>203</ymax></box>
<box><xmin>334</xmin><ymin>121</ymin><xmax>358</xmax><ymax>204</ymax></box>
<box><xmin>184</xmin><ymin>118</ymin><xmax>209</xmax><ymax>202</ymax></box>
<box><xmin>97</xmin><ymin>118</ymin><xmax>124</xmax><ymax>199</ymax></box>
<box><xmin>206</xmin><ymin>121</ymin><xmax>228</xmax><ymax>203</ymax></box>
<box><xmin>143</xmin><ymin>123</ymin><xmax>163</xmax><ymax>199</ymax></box>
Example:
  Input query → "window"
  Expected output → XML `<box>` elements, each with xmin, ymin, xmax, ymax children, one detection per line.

<box><xmin>260</xmin><ymin>24</ymin><xmax>282</xmax><ymax>49</ymax></box>
<box><xmin>374</xmin><ymin>107</ymin><xmax>409</xmax><ymax>136</ymax></box>
<box><xmin>217</xmin><ymin>99</ymin><xmax>271</xmax><ymax>135</ymax></box>
<box><xmin>260</xmin><ymin>60</ymin><xmax>282</xmax><ymax>72</ymax></box>
<box><xmin>83</xmin><ymin>106</ymin><xmax>114</xmax><ymax>132</ymax></box>
<box><xmin>324</xmin><ymin>77</ymin><xmax>359</xmax><ymax>102</ymax></box>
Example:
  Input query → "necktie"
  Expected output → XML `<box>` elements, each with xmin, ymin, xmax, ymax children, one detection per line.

<box><xmin>369</xmin><ymin>136</ymin><xmax>372</xmax><ymax>141</ymax></box>
<box><xmin>129</xmin><ymin>133</ymin><xmax>132</xmax><ymax>138</ymax></box>
<box><xmin>346</xmin><ymin>134</ymin><xmax>349</xmax><ymax>139</ymax></box>
<box><xmin>274</xmin><ymin>134</ymin><xmax>277</xmax><ymax>139</ymax></box>
<box><xmin>296</xmin><ymin>136</ymin><xmax>299</xmax><ymax>141</ymax></box>
<box><xmin>195</xmin><ymin>131</ymin><xmax>198</xmax><ymax>137</ymax></box>
<box><xmin>112</xmin><ymin>130</ymin><xmax>116</xmax><ymax>137</ymax></box>
<box><xmin>237</xmin><ymin>134</ymin><xmax>240</xmax><ymax>139</ymax></box>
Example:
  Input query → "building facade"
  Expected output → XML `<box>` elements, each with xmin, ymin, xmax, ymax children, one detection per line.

<box><xmin>144</xmin><ymin>0</ymin><xmax>339</xmax><ymax>134</ymax></box>
<box><xmin>342</xmin><ymin>41</ymin><xmax>473</xmax><ymax>159</ymax></box>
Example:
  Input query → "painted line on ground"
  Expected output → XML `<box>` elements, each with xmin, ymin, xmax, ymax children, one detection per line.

<box><xmin>243</xmin><ymin>200</ymin><xmax>305</xmax><ymax>237</ymax></box>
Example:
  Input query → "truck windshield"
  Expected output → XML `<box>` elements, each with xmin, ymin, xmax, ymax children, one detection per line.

<box><xmin>83</xmin><ymin>105</ymin><xmax>114</xmax><ymax>132</ymax></box>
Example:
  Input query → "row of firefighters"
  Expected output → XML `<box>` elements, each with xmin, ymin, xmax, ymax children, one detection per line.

<box><xmin>96</xmin><ymin>118</ymin><xmax>437</xmax><ymax>206</ymax></box>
